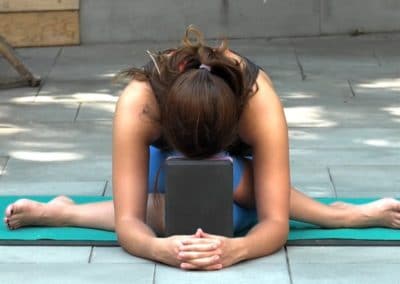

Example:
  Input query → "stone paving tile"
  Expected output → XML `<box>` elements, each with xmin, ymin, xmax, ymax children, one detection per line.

<box><xmin>0</xmin><ymin>246</ymin><xmax>91</xmax><ymax>263</ymax></box>
<box><xmin>291</xmin><ymin>148</ymin><xmax>400</xmax><ymax>166</ymax></box>
<box><xmin>290</xmin><ymin>263</ymin><xmax>400</xmax><ymax>284</ymax></box>
<box><xmin>329</xmin><ymin>166</ymin><xmax>400</xmax><ymax>197</ymax></box>
<box><xmin>0</xmin><ymin>87</ymin><xmax>39</xmax><ymax>104</ymax></box>
<box><xmin>76</xmin><ymin>102</ymin><xmax>116</xmax><ymax>121</ymax></box>
<box><xmin>155</xmin><ymin>250</ymin><xmax>290</xmax><ymax>284</ymax></box>
<box><xmin>104</xmin><ymin>181</ymin><xmax>112</xmax><ymax>196</ymax></box>
<box><xmin>290</xmin><ymin>166</ymin><xmax>335</xmax><ymax>197</ymax></box>
<box><xmin>0</xmin><ymin>157</ymin><xmax>8</xmax><ymax>176</ymax></box>
<box><xmin>0</xmin><ymin>263</ymin><xmax>155</xmax><ymax>284</ymax></box>
<box><xmin>0</xmin><ymin>47</ymin><xmax>60</xmax><ymax>103</ymax></box>
<box><xmin>288</xmin><ymin>245</ymin><xmax>400</xmax><ymax>284</ymax></box>
<box><xmin>91</xmin><ymin>247</ymin><xmax>154</xmax><ymax>264</ymax></box>
<box><xmin>351</xmin><ymin>77</ymin><xmax>400</xmax><ymax>98</ymax></box>
<box><xmin>229</xmin><ymin>38</ymin><xmax>302</xmax><ymax>81</ymax></box>
<box><xmin>0</xmin><ymin>181</ymin><xmax>106</xmax><ymax>195</ymax></box>
<box><xmin>373</xmin><ymin>39</ymin><xmax>400</xmax><ymax>73</ymax></box>
<box><xmin>0</xmin><ymin>47</ymin><xmax>60</xmax><ymax>80</ymax></box>
<box><xmin>292</xmin><ymin>36</ymin><xmax>397</xmax><ymax>81</ymax></box>
<box><xmin>289</xmin><ymin>128</ymin><xmax>400</xmax><ymax>149</ymax></box>
<box><xmin>285</xmin><ymin>104</ymin><xmax>400</xmax><ymax>128</ymax></box>
<box><xmin>2</xmin><ymin>156</ymin><xmax>111</xmax><ymax>182</ymax></box>
<box><xmin>0</xmin><ymin>121</ymin><xmax>112</xmax><ymax>157</ymax></box>
<box><xmin>36</xmin><ymin>79</ymin><xmax>121</xmax><ymax>103</ymax></box>
<box><xmin>276</xmin><ymin>79</ymin><xmax>400</xmax><ymax>128</ymax></box>
<box><xmin>0</xmin><ymin>102</ymin><xmax>79</xmax><ymax>123</ymax></box>
<box><xmin>287</xmin><ymin>247</ymin><xmax>400</xmax><ymax>264</ymax></box>
<box><xmin>48</xmin><ymin>42</ymin><xmax>173</xmax><ymax>81</ymax></box>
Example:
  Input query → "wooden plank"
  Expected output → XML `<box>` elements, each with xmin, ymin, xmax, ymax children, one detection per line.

<box><xmin>0</xmin><ymin>11</ymin><xmax>80</xmax><ymax>47</ymax></box>
<box><xmin>0</xmin><ymin>0</ymin><xmax>79</xmax><ymax>12</ymax></box>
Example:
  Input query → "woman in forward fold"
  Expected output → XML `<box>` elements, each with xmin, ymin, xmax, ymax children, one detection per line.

<box><xmin>4</xmin><ymin>26</ymin><xmax>400</xmax><ymax>270</ymax></box>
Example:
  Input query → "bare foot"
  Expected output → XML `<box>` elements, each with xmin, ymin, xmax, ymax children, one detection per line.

<box><xmin>3</xmin><ymin>196</ymin><xmax>75</xmax><ymax>230</ymax></box>
<box><xmin>335</xmin><ymin>198</ymin><xmax>400</xmax><ymax>228</ymax></box>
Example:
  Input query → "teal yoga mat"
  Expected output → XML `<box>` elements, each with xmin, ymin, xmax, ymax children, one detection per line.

<box><xmin>1</xmin><ymin>196</ymin><xmax>400</xmax><ymax>246</ymax></box>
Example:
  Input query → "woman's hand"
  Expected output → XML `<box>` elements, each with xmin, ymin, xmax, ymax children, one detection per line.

<box><xmin>156</xmin><ymin>234</ymin><xmax>222</xmax><ymax>269</ymax></box>
<box><xmin>178</xmin><ymin>228</ymin><xmax>245</xmax><ymax>270</ymax></box>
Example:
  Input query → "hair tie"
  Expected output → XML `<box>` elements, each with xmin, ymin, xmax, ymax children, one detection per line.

<box><xmin>199</xmin><ymin>64</ymin><xmax>211</xmax><ymax>72</ymax></box>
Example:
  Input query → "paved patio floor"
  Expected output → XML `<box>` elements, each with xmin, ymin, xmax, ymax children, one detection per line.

<box><xmin>0</xmin><ymin>34</ymin><xmax>400</xmax><ymax>283</ymax></box>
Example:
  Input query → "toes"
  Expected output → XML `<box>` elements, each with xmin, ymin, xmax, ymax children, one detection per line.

<box><xmin>3</xmin><ymin>217</ymin><xmax>10</xmax><ymax>228</ymax></box>
<box><xmin>8</xmin><ymin>219</ymin><xmax>19</xmax><ymax>230</ymax></box>
<box><xmin>5</xmin><ymin>204</ymin><xmax>14</xmax><ymax>217</ymax></box>
<box><xmin>394</xmin><ymin>201</ymin><xmax>400</xmax><ymax>212</ymax></box>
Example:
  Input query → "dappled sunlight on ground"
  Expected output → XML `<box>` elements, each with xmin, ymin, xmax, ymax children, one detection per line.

<box><xmin>354</xmin><ymin>139</ymin><xmax>400</xmax><ymax>148</ymax></box>
<box><xmin>289</xmin><ymin>130</ymin><xmax>321</xmax><ymax>141</ymax></box>
<box><xmin>0</xmin><ymin>124</ymin><xmax>30</xmax><ymax>136</ymax></box>
<box><xmin>280</xmin><ymin>91</ymin><xmax>317</xmax><ymax>100</ymax></box>
<box><xmin>382</xmin><ymin>106</ymin><xmax>400</xmax><ymax>116</ymax></box>
<box><xmin>358</xmin><ymin>78</ymin><xmax>400</xmax><ymax>91</ymax></box>
<box><xmin>13</xmin><ymin>141</ymin><xmax>75</xmax><ymax>149</ymax></box>
<box><xmin>284</xmin><ymin>106</ymin><xmax>338</xmax><ymax>127</ymax></box>
<box><xmin>9</xmin><ymin>96</ymin><xmax>38</xmax><ymax>103</ymax></box>
<box><xmin>9</xmin><ymin>151</ymin><xmax>84</xmax><ymax>162</ymax></box>
<box><xmin>34</xmin><ymin>93</ymin><xmax>119</xmax><ymax>103</ymax></box>
<box><xmin>99</xmin><ymin>72</ymin><xmax>118</xmax><ymax>79</ymax></box>
<box><xmin>382</xmin><ymin>106</ymin><xmax>400</xmax><ymax>123</ymax></box>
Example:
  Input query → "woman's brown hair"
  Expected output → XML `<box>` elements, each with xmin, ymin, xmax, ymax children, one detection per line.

<box><xmin>116</xmin><ymin>25</ymin><xmax>255</xmax><ymax>158</ymax></box>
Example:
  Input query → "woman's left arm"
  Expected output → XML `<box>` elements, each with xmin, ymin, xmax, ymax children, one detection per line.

<box><xmin>235</xmin><ymin>70</ymin><xmax>290</xmax><ymax>261</ymax></box>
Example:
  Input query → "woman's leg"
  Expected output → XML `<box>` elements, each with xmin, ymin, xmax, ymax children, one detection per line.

<box><xmin>233</xmin><ymin>158</ymin><xmax>400</xmax><ymax>229</ymax></box>
<box><xmin>4</xmin><ymin>146</ymin><xmax>169</xmax><ymax>232</ymax></box>
<box><xmin>4</xmin><ymin>196</ymin><xmax>115</xmax><ymax>231</ymax></box>
<box><xmin>4</xmin><ymin>194</ymin><xmax>164</xmax><ymax>232</ymax></box>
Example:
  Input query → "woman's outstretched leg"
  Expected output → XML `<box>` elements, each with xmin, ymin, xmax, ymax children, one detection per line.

<box><xmin>235</xmin><ymin>160</ymin><xmax>400</xmax><ymax>229</ymax></box>
<box><xmin>289</xmin><ymin>187</ymin><xmax>400</xmax><ymax>228</ymax></box>
<box><xmin>3</xmin><ymin>194</ymin><xmax>165</xmax><ymax>232</ymax></box>
<box><xmin>4</xmin><ymin>196</ymin><xmax>115</xmax><ymax>231</ymax></box>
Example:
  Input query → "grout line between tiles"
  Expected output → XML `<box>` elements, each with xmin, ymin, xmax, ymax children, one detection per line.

<box><xmin>284</xmin><ymin>246</ymin><xmax>294</xmax><ymax>284</ymax></box>
<box><xmin>0</xmin><ymin>156</ymin><xmax>10</xmax><ymax>181</ymax></box>
<box><xmin>152</xmin><ymin>263</ymin><xmax>157</xmax><ymax>284</ymax></box>
<box><xmin>88</xmin><ymin>246</ymin><xmax>94</xmax><ymax>263</ymax></box>
<box><xmin>293</xmin><ymin>48</ymin><xmax>307</xmax><ymax>81</ymax></box>
<box><xmin>102</xmin><ymin>180</ymin><xmax>109</xmax><ymax>196</ymax></box>
<box><xmin>34</xmin><ymin>47</ymin><xmax>63</xmax><ymax>102</ymax></box>
<box><xmin>74</xmin><ymin>103</ymin><xmax>82</xmax><ymax>122</ymax></box>
<box><xmin>373</xmin><ymin>49</ymin><xmax>382</xmax><ymax>67</ymax></box>
<box><xmin>327</xmin><ymin>167</ymin><xmax>338</xmax><ymax>198</ymax></box>
<box><xmin>347</xmin><ymin>80</ymin><xmax>356</xmax><ymax>97</ymax></box>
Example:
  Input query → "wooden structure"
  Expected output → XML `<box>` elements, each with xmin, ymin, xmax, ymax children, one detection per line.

<box><xmin>0</xmin><ymin>0</ymin><xmax>80</xmax><ymax>47</ymax></box>
<box><xmin>0</xmin><ymin>35</ymin><xmax>41</xmax><ymax>88</ymax></box>
<box><xmin>0</xmin><ymin>1</ymin><xmax>80</xmax><ymax>88</ymax></box>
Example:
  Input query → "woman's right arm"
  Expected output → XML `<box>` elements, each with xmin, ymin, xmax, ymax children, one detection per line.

<box><xmin>112</xmin><ymin>80</ymin><xmax>162</xmax><ymax>260</ymax></box>
<box><xmin>112</xmin><ymin>80</ymin><xmax>190</xmax><ymax>266</ymax></box>
<box><xmin>112</xmin><ymin>81</ymin><xmax>221</xmax><ymax>268</ymax></box>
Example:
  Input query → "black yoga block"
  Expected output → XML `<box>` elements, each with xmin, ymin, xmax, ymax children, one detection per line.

<box><xmin>165</xmin><ymin>158</ymin><xmax>233</xmax><ymax>237</ymax></box>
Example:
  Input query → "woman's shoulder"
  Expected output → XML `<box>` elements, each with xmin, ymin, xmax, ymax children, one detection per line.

<box><xmin>117</xmin><ymin>80</ymin><xmax>160</xmax><ymax>117</ymax></box>
<box><xmin>114</xmin><ymin>80</ymin><xmax>161</xmax><ymax>141</ymax></box>
<box><xmin>238</xmin><ymin>69</ymin><xmax>284</xmax><ymax>144</ymax></box>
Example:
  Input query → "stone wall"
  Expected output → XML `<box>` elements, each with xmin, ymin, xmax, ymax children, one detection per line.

<box><xmin>80</xmin><ymin>0</ymin><xmax>400</xmax><ymax>43</ymax></box>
